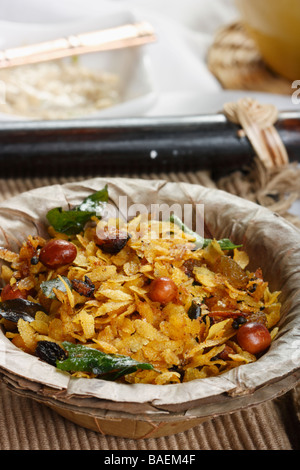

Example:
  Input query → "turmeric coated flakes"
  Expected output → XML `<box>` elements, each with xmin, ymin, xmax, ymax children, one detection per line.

<box><xmin>0</xmin><ymin>215</ymin><xmax>281</xmax><ymax>385</ymax></box>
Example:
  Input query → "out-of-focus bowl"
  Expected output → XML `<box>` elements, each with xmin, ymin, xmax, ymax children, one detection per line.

<box><xmin>0</xmin><ymin>11</ymin><xmax>157</xmax><ymax>121</ymax></box>
<box><xmin>235</xmin><ymin>0</ymin><xmax>300</xmax><ymax>81</ymax></box>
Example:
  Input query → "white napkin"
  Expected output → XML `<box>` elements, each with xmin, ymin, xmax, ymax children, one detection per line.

<box><xmin>0</xmin><ymin>0</ymin><xmax>298</xmax><ymax>115</ymax></box>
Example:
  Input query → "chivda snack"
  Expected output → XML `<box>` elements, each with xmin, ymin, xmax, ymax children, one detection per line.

<box><xmin>0</xmin><ymin>187</ymin><xmax>281</xmax><ymax>384</ymax></box>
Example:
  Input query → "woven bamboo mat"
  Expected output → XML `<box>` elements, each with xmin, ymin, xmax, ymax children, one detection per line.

<box><xmin>0</xmin><ymin>171</ymin><xmax>299</xmax><ymax>450</ymax></box>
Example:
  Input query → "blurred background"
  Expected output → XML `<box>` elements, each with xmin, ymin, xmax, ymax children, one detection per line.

<box><xmin>0</xmin><ymin>0</ymin><xmax>298</xmax><ymax>120</ymax></box>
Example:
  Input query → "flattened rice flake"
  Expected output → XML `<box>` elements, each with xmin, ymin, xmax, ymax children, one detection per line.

<box><xmin>0</xmin><ymin>218</ymin><xmax>282</xmax><ymax>384</ymax></box>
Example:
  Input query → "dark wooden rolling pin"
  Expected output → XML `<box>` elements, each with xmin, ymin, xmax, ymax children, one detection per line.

<box><xmin>0</xmin><ymin>110</ymin><xmax>299</xmax><ymax>177</ymax></box>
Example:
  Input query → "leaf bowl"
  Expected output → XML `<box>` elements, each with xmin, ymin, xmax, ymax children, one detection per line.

<box><xmin>0</xmin><ymin>177</ymin><xmax>299</xmax><ymax>438</ymax></box>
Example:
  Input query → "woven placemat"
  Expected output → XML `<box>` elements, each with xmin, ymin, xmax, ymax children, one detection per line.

<box><xmin>0</xmin><ymin>171</ymin><xmax>299</xmax><ymax>450</ymax></box>
<box><xmin>207</xmin><ymin>22</ymin><xmax>292</xmax><ymax>95</ymax></box>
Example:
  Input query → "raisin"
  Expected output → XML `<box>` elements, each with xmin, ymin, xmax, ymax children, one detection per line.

<box><xmin>71</xmin><ymin>276</ymin><xmax>95</xmax><ymax>297</ymax></box>
<box><xmin>95</xmin><ymin>226</ymin><xmax>130</xmax><ymax>254</ymax></box>
<box><xmin>35</xmin><ymin>340</ymin><xmax>67</xmax><ymax>366</ymax></box>
<box><xmin>212</xmin><ymin>255</ymin><xmax>248</xmax><ymax>289</ymax></box>
<box><xmin>182</xmin><ymin>259</ymin><xmax>202</xmax><ymax>277</ymax></box>
<box><xmin>232</xmin><ymin>316</ymin><xmax>247</xmax><ymax>329</ymax></box>
<box><xmin>246</xmin><ymin>310</ymin><xmax>267</xmax><ymax>325</ymax></box>
<box><xmin>218</xmin><ymin>344</ymin><xmax>235</xmax><ymax>360</ymax></box>
<box><xmin>187</xmin><ymin>300</ymin><xmax>202</xmax><ymax>320</ymax></box>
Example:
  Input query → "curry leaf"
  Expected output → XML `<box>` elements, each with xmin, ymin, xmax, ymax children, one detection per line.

<box><xmin>46</xmin><ymin>186</ymin><xmax>109</xmax><ymax>235</ymax></box>
<box><xmin>215</xmin><ymin>238</ymin><xmax>243</xmax><ymax>250</ymax></box>
<box><xmin>169</xmin><ymin>214</ymin><xmax>242</xmax><ymax>250</ymax></box>
<box><xmin>77</xmin><ymin>185</ymin><xmax>109</xmax><ymax>215</ymax></box>
<box><xmin>56</xmin><ymin>342</ymin><xmax>154</xmax><ymax>380</ymax></box>
<box><xmin>0</xmin><ymin>298</ymin><xmax>47</xmax><ymax>323</ymax></box>
<box><xmin>46</xmin><ymin>208</ymin><xmax>95</xmax><ymax>235</ymax></box>
<box><xmin>40</xmin><ymin>276</ymin><xmax>72</xmax><ymax>299</ymax></box>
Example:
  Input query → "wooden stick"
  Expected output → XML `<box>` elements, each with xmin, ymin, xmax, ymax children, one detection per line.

<box><xmin>0</xmin><ymin>22</ymin><xmax>156</xmax><ymax>69</ymax></box>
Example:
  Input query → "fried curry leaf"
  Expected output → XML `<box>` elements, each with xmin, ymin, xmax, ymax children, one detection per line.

<box><xmin>46</xmin><ymin>208</ymin><xmax>95</xmax><ymax>235</ymax></box>
<box><xmin>46</xmin><ymin>186</ymin><xmax>109</xmax><ymax>235</ymax></box>
<box><xmin>169</xmin><ymin>214</ymin><xmax>242</xmax><ymax>250</ymax></box>
<box><xmin>36</xmin><ymin>340</ymin><xmax>67</xmax><ymax>366</ymax></box>
<box><xmin>56</xmin><ymin>342</ymin><xmax>154</xmax><ymax>380</ymax></box>
<box><xmin>0</xmin><ymin>298</ymin><xmax>46</xmax><ymax>323</ymax></box>
<box><xmin>77</xmin><ymin>186</ymin><xmax>108</xmax><ymax>215</ymax></box>
<box><xmin>40</xmin><ymin>276</ymin><xmax>72</xmax><ymax>299</ymax></box>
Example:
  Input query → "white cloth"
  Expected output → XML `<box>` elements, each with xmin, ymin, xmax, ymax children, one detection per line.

<box><xmin>0</xmin><ymin>0</ymin><xmax>298</xmax><ymax>116</ymax></box>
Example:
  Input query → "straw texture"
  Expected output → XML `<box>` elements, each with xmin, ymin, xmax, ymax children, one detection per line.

<box><xmin>207</xmin><ymin>22</ymin><xmax>292</xmax><ymax>95</ymax></box>
<box><xmin>1</xmin><ymin>380</ymin><xmax>299</xmax><ymax>450</ymax></box>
